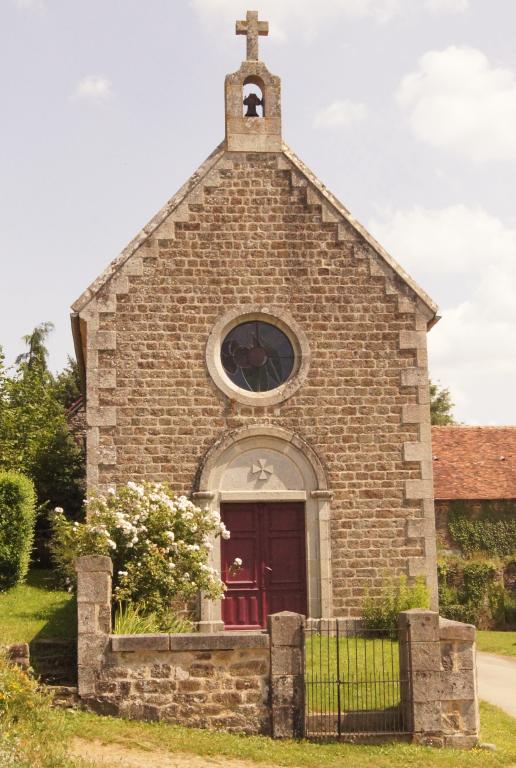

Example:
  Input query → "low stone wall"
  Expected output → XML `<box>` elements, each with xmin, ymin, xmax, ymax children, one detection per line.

<box><xmin>399</xmin><ymin>609</ymin><xmax>479</xmax><ymax>749</ymax></box>
<box><xmin>75</xmin><ymin>557</ymin><xmax>479</xmax><ymax>746</ymax></box>
<box><xmin>90</xmin><ymin>633</ymin><xmax>270</xmax><ymax>733</ymax></box>
<box><xmin>75</xmin><ymin>555</ymin><xmax>304</xmax><ymax>736</ymax></box>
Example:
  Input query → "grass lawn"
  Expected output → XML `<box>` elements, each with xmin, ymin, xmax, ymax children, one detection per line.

<box><xmin>66</xmin><ymin>701</ymin><xmax>516</xmax><ymax>768</ymax></box>
<box><xmin>477</xmin><ymin>631</ymin><xmax>516</xmax><ymax>658</ymax></box>
<box><xmin>305</xmin><ymin>635</ymin><xmax>402</xmax><ymax>714</ymax></box>
<box><xmin>0</xmin><ymin>568</ymin><xmax>76</xmax><ymax>644</ymax></box>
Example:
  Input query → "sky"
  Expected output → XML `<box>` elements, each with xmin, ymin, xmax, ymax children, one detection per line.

<box><xmin>1</xmin><ymin>0</ymin><xmax>515</xmax><ymax>424</ymax></box>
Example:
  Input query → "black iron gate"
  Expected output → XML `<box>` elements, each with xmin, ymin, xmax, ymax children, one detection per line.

<box><xmin>304</xmin><ymin>619</ymin><xmax>412</xmax><ymax>740</ymax></box>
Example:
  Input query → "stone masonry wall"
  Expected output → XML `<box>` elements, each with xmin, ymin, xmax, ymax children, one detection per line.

<box><xmin>75</xmin><ymin>556</ymin><xmax>305</xmax><ymax>737</ymax></box>
<box><xmin>77</xmin><ymin>148</ymin><xmax>438</xmax><ymax>613</ymax></box>
<box><xmin>435</xmin><ymin>498</ymin><xmax>516</xmax><ymax>550</ymax></box>
<box><xmin>95</xmin><ymin>639</ymin><xmax>270</xmax><ymax>733</ymax></box>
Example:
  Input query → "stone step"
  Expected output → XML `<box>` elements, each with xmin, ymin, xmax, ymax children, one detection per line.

<box><xmin>48</xmin><ymin>685</ymin><xmax>79</xmax><ymax>709</ymax></box>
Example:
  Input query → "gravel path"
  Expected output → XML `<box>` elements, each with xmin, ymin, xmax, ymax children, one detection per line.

<box><xmin>71</xmin><ymin>738</ymin><xmax>279</xmax><ymax>768</ymax></box>
<box><xmin>476</xmin><ymin>651</ymin><xmax>516</xmax><ymax>718</ymax></box>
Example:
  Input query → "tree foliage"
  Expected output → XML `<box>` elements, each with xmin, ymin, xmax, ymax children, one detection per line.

<box><xmin>429</xmin><ymin>380</ymin><xmax>456</xmax><ymax>425</ymax></box>
<box><xmin>0</xmin><ymin>324</ymin><xmax>85</xmax><ymax>526</ymax></box>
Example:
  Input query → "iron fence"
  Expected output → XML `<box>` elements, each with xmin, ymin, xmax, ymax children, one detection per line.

<box><xmin>304</xmin><ymin>619</ymin><xmax>412</xmax><ymax>740</ymax></box>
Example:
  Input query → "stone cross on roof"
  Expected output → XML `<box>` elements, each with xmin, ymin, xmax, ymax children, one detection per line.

<box><xmin>236</xmin><ymin>10</ymin><xmax>269</xmax><ymax>61</ymax></box>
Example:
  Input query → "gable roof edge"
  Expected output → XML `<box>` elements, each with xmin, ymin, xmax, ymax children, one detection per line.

<box><xmin>71</xmin><ymin>141</ymin><xmax>226</xmax><ymax>314</ymax></box>
<box><xmin>282</xmin><ymin>143</ymin><xmax>438</xmax><ymax>319</ymax></box>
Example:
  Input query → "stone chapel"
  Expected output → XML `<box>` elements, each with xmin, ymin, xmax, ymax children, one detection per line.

<box><xmin>72</xmin><ymin>12</ymin><xmax>439</xmax><ymax>632</ymax></box>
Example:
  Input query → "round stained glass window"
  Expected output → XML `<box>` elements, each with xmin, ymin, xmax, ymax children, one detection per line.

<box><xmin>221</xmin><ymin>321</ymin><xmax>295</xmax><ymax>393</ymax></box>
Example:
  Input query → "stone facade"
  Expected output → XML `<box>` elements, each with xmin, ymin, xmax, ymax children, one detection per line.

<box><xmin>71</xmin><ymin>16</ymin><xmax>439</xmax><ymax>620</ymax></box>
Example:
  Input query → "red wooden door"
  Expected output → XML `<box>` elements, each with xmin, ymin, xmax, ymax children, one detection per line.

<box><xmin>221</xmin><ymin>502</ymin><xmax>307</xmax><ymax>629</ymax></box>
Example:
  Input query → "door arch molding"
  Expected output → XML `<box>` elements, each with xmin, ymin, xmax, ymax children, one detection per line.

<box><xmin>194</xmin><ymin>426</ymin><xmax>333</xmax><ymax>631</ymax></box>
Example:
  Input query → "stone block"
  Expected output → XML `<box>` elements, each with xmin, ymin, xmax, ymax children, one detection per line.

<box><xmin>403</xmin><ymin>442</ymin><xmax>426</xmax><ymax>463</ymax></box>
<box><xmin>401</xmin><ymin>610</ymin><xmax>439</xmax><ymax>642</ymax></box>
<box><xmin>406</xmin><ymin>518</ymin><xmax>426</xmax><ymax>539</ymax></box>
<box><xmin>229</xmin><ymin>659</ymin><xmax>268</xmax><ymax>677</ymax></box>
<box><xmin>77</xmin><ymin>572</ymin><xmax>111</xmax><ymax>605</ymax></box>
<box><xmin>399</xmin><ymin>330</ymin><xmax>426</xmax><ymax>350</ymax></box>
<box><xmin>440</xmin><ymin>671</ymin><xmax>476</xmax><ymax>701</ymax></box>
<box><xmin>268</xmin><ymin>612</ymin><xmax>304</xmax><ymax>647</ymax></box>
<box><xmin>110</xmin><ymin>634</ymin><xmax>170</xmax><ymax>653</ymax></box>
<box><xmin>439</xmin><ymin>618</ymin><xmax>475</xmax><ymax>643</ymax></box>
<box><xmin>75</xmin><ymin>556</ymin><xmax>113</xmax><ymax>575</ymax></box>
<box><xmin>98</xmin><ymin>605</ymin><xmax>112</xmax><ymax>634</ymax></box>
<box><xmin>412</xmin><ymin>670</ymin><xmax>441</xmax><ymax>703</ymax></box>
<box><xmin>272</xmin><ymin>707</ymin><xmax>295</xmax><ymax>739</ymax></box>
<box><xmin>86</xmin><ymin>407</ymin><xmax>117</xmax><ymax>427</ymax></box>
<box><xmin>409</xmin><ymin>642</ymin><xmax>441</xmax><ymax>672</ymax></box>
<box><xmin>401</xmin><ymin>367</ymin><xmax>427</xmax><ymax>387</ymax></box>
<box><xmin>401</xmin><ymin>404</ymin><xmax>430</xmax><ymax>425</ymax></box>
<box><xmin>169</xmin><ymin>632</ymin><xmax>269</xmax><ymax>652</ymax></box>
<box><xmin>77</xmin><ymin>603</ymin><xmax>97</xmax><ymax>634</ymax></box>
<box><xmin>443</xmin><ymin>735</ymin><xmax>478</xmax><ymax>750</ymax></box>
<box><xmin>270</xmin><ymin>675</ymin><xmax>304</xmax><ymax>708</ymax></box>
<box><xmin>271</xmin><ymin>647</ymin><xmax>303</xmax><ymax>676</ymax></box>
<box><xmin>78</xmin><ymin>635</ymin><xmax>108</xmax><ymax>668</ymax></box>
<box><xmin>405</xmin><ymin>479</ymin><xmax>434</xmax><ymax>501</ymax></box>
<box><xmin>77</xmin><ymin>665</ymin><xmax>97</xmax><ymax>696</ymax></box>
<box><xmin>412</xmin><ymin>701</ymin><xmax>442</xmax><ymax>732</ymax></box>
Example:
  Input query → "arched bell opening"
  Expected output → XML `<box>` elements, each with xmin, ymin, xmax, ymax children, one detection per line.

<box><xmin>243</xmin><ymin>75</ymin><xmax>265</xmax><ymax>118</ymax></box>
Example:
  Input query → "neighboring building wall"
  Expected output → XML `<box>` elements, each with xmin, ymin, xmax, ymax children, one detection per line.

<box><xmin>435</xmin><ymin>499</ymin><xmax>516</xmax><ymax>549</ymax></box>
<box><xmin>77</xmin><ymin>149</ymin><xmax>437</xmax><ymax>614</ymax></box>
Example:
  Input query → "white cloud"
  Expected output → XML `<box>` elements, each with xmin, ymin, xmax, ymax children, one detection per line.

<box><xmin>190</xmin><ymin>0</ymin><xmax>462</xmax><ymax>40</ymax></box>
<box><xmin>369</xmin><ymin>205</ymin><xmax>516</xmax><ymax>423</ymax></box>
<box><xmin>72</xmin><ymin>76</ymin><xmax>113</xmax><ymax>104</ymax></box>
<box><xmin>397</xmin><ymin>47</ymin><xmax>516</xmax><ymax>163</ymax></box>
<box><xmin>314</xmin><ymin>99</ymin><xmax>367</xmax><ymax>129</ymax></box>
<box><xmin>12</xmin><ymin>0</ymin><xmax>46</xmax><ymax>11</ymax></box>
<box><xmin>424</xmin><ymin>0</ymin><xmax>468</xmax><ymax>13</ymax></box>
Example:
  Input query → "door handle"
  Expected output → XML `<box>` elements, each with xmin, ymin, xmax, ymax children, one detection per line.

<box><xmin>264</xmin><ymin>566</ymin><xmax>272</xmax><ymax>572</ymax></box>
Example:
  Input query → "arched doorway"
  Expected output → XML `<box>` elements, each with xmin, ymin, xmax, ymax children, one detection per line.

<box><xmin>194</xmin><ymin>427</ymin><xmax>332</xmax><ymax>632</ymax></box>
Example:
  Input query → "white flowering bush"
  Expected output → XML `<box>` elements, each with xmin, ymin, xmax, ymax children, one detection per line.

<box><xmin>50</xmin><ymin>482</ymin><xmax>230</xmax><ymax>616</ymax></box>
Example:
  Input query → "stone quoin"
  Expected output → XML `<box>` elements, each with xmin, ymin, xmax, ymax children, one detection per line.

<box><xmin>71</xmin><ymin>10</ymin><xmax>440</xmax><ymax>630</ymax></box>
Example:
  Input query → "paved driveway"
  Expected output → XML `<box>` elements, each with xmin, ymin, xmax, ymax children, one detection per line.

<box><xmin>476</xmin><ymin>651</ymin><xmax>516</xmax><ymax>717</ymax></box>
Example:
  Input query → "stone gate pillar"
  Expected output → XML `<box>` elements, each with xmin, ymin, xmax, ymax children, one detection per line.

<box><xmin>399</xmin><ymin>609</ymin><xmax>479</xmax><ymax>748</ymax></box>
<box><xmin>268</xmin><ymin>611</ymin><xmax>305</xmax><ymax>739</ymax></box>
<box><xmin>75</xmin><ymin>555</ymin><xmax>112</xmax><ymax>697</ymax></box>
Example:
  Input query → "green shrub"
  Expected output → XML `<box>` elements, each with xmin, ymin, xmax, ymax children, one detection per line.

<box><xmin>113</xmin><ymin>602</ymin><xmax>193</xmax><ymax>635</ymax></box>
<box><xmin>0</xmin><ymin>652</ymin><xmax>73</xmax><ymax>767</ymax></box>
<box><xmin>362</xmin><ymin>575</ymin><xmax>430</xmax><ymax>630</ymax></box>
<box><xmin>0</xmin><ymin>472</ymin><xmax>36</xmax><ymax>590</ymax></box>
<box><xmin>50</xmin><ymin>482</ymin><xmax>228</xmax><ymax>620</ymax></box>
<box><xmin>438</xmin><ymin>557</ymin><xmax>506</xmax><ymax>628</ymax></box>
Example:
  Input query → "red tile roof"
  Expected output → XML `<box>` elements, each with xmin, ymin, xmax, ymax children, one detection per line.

<box><xmin>431</xmin><ymin>426</ymin><xmax>516</xmax><ymax>500</ymax></box>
